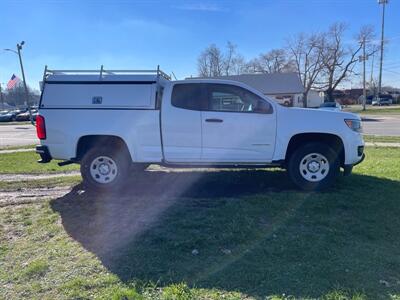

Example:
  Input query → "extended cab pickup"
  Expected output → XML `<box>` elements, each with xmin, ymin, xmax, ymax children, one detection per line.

<box><xmin>36</xmin><ymin>68</ymin><xmax>365</xmax><ymax>191</ymax></box>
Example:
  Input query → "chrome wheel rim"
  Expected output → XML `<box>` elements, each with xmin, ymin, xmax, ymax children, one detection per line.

<box><xmin>89</xmin><ymin>156</ymin><xmax>118</xmax><ymax>184</ymax></box>
<box><xmin>299</xmin><ymin>153</ymin><xmax>330</xmax><ymax>182</ymax></box>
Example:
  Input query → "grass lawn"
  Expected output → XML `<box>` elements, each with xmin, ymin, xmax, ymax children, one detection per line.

<box><xmin>0</xmin><ymin>144</ymin><xmax>35</xmax><ymax>151</ymax></box>
<box><xmin>344</xmin><ymin>105</ymin><xmax>400</xmax><ymax>115</ymax></box>
<box><xmin>0</xmin><ymin>151</ymin><xmax>79</xmax><ymax>174</ymax></box>
<box><xmin>1</xmin><ymin>147</ymin><xmax>400</xmax><ymax>299</ymax></box>
<box><xmin>363</xmin><ymin>135</ymin><xmax>400</xmax><ymax>144</ymax></box>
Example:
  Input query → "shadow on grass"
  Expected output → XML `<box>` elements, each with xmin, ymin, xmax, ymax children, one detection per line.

<box><xmin>51</xmin><ymin>169</ymin><xmax>400</xmax><ymax>299</ymax></box>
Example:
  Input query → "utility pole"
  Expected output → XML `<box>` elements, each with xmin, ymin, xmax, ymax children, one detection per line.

<box><xmin>4</xmin><ymin>41</ymin><xmax>34</xmax><ymax>124</ymax></box>
<box><xmin>359</xmin><ymin>34</ymin><xmax>369</xmax><ymax>111</ymax></box>
<box><xmin>377</xmin><ymin>0</ymin><xmax>388</xmax><ymax>98</ymax></box>
<box><xmin>370</xmin><ymin>52</ymin><xmax>375</xmax><ymax>87</ymax></box>
<box><xmin>362</xmin><ymin>37</ymin><xmax>367</xmax><ymax>111</ymax></box>
<box><xmin>16</xmin><ymin>42</ymin><xmax>30</xmax><ymax>110</ymax></box>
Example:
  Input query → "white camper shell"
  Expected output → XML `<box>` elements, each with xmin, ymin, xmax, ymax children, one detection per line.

<box><xmin>41</xmin><ymin>68</ymin><xmax>170</xmax><ymax>110</ymax></box>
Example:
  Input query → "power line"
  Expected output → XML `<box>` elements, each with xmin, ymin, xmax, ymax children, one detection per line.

<box><xmin>383</xmin><ymin>68</ymin><xmax>400</xmax><ymax>75</ymax></box>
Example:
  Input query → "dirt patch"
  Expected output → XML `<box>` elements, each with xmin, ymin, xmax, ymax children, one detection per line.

<box><xmin>0</xmin><ymin>186</ymin><xmax>72</xmax><ymax>207</ymax></box>
<box><xmin>0</xmin><ymin>171</ymin><xmax>80</xmax><ymax>182</ymax></box>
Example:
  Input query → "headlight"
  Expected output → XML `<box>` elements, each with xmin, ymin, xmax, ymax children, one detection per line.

<box><xmin>345</xmin><ymin>119</ymin><xmax>362</xmax><ymax>133</ymax></box>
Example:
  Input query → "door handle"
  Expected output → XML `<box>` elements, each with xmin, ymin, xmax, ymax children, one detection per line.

<box><xmin>205</xmin><ymin>118</ymin><xmax>223</xmax><ymax>123</ymax></box>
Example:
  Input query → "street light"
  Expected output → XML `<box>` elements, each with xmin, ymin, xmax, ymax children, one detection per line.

<box><xmin>4</xmin><ymin>41</ymin><xmax>34</xmax><ymax>124</ymax></box>
<box><xmin>377</xmin><ymin>0</ymin><xmax>388</xmax><ymax>98</ymax></box>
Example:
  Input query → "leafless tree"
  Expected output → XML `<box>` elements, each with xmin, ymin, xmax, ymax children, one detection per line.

<box><xmin>243</xmin><ymin>58</ymin><xmax>261</xmax><ymax>73</ymax></box>
<box><xmin>197</xmin><ymin>24</ymin><xmax>378</xmax><ymax>104</ymax></box>
<box><xmin>230</xmin><ymin>54</ymin><xmax>247</xmax><ymax>75</ymax></box>
<box><xmin>319</xmin><ymin>23</ymin><xmax>376</xmax><ymax>102</ymax></box>
<box><xmin>223</xmin><ymin>41</ymin><xmax>237</xmax><ymax>75</ymax></box>
<box><xmin>358</xmin><ymin>25</ymin><xmax>377</xmax><ymax>54</ymax></box>
<box><xmin>198</xmin><ymin>42</ymin><xmax>248</xmax><ymax>77</ymax></box>
<box><xmin>287</xmin><ymin>33</ymin><xmax>325</xmax><ymax>107</ymax></box>
<box><xmin>4</xmin><ymin>84</ymin><xmax>39</xmax><ymax>107</ymax></box>
<box><xmin>197</xmin><ymin>44</ymin><xmax>224</xmax><ymax>77</ymax></box>
<box><xmin>256</xmin><ymin>49</ymin><xmax>295</xmax><ymax>73</ymax></box>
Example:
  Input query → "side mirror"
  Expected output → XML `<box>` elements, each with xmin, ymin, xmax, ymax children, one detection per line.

<box><xmin>254</xmin><ymin>100</ymin><xmax>271</xmax><ymax>113</ymax></box>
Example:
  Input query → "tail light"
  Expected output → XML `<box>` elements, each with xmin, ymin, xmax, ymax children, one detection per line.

<box><xmin>36</xmin><ymin>115</ymin><xmax>46</xmax><ymax>140</ymax></box>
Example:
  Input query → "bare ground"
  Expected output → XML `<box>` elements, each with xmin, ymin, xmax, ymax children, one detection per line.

<box><xmin>0</xmin><ymin>186</ymin><xmax>72</xmax><ymax>207</ymax></box>
<box><xmin>0</xmin><ymin>171</ymin><xmax>80</xmax><ymax>182</ymax></box>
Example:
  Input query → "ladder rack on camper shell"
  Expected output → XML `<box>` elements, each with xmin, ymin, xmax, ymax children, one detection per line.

<box><xmin>39</xmin><ymin>65</ymin><xmax>171</xmax><ymax>110</ymax></box>
<box><xmin>41</xmin><ymin>65</ymin><xmax>171</xmax><ymax>83</ymax></box>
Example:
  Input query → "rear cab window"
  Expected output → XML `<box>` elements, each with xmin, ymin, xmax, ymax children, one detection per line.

<box><xmin>171</xmin><ymin>83</ymin><xmax>205</xmax><ymax>110</ymax></box>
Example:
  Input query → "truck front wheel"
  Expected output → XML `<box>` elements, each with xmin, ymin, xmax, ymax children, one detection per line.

<box><xmin>287</xmin><ymin>142</ymin><xmax>340</xmax><ymax>191</ymax></box>
<box><xmin>80</xmin><ymin>146</ymin><xmax>130</xmax><ymax>192</ymax></box>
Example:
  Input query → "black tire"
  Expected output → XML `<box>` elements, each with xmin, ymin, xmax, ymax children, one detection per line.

<box><xmin>287</xmin><ymin>142</ymin><xmax>340</xmax><ymax>191</ymax></box>
<box><xmin>80</xmin><ymin>145</ymin><xmax>130</xmax><ymax>192</ymax></box>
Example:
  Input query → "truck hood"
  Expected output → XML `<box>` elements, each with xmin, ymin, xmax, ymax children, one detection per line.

<box><xmin>280</xmin><ymin>107</ymin><xmax>361</xmax><ymax>121</ymax></box>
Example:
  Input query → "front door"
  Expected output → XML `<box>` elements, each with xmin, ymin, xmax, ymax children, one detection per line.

<box><xmin>201</xmin><ymin>83</ymin><xmax>276</xmax><ymax>163</ymax></box>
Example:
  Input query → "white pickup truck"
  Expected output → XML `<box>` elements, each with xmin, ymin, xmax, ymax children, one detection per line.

<box><xmin>36</xmin><ymin>67</ymin><xmax>365</xmax><ymax>191</ymax></box>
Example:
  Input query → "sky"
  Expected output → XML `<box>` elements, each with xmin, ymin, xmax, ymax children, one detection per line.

<box><xmin>0</xmin><ymin>0</ymin><xmax>399</xmax><ymax>90</ymax></box>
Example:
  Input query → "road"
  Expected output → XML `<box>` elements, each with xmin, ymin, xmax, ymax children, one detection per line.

<box><xmin>0</xmin><ymin>114</ymin><xmax>399</xmax><ymax>148</ymax></box>
<box><xmin>0</xmin><ymin>124</ymin><xmax>38</xmax><ymax>147</ymax></box>
<box><xmin>361</xmin><ymin>115</ymin><xmax>400</xmax><ymax>136</ymax></box>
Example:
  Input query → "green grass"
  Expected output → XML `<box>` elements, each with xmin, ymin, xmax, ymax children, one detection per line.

<box><xmin>363</xmin><ymin>135</ymin><xmax>400</xmax><ymax>144</ymax></box>
<box><xmin>344</xmin><ymin>106</ymin><xmax>400</xmax><ymax>115</ymax></box>
<box><xmin>1</xmin><ymin>147</ymin><xmax>400</xmax><ymax>299</ymax></box>
<box><xmin>0</xmin><ymin>144</ymin><xmax>35</xmax><ymax>151</ymax></box>
<box><xmin>21</xmin><ymin>259</ymin><xmax>49</xmax><ymax>279</ymax></box>
<box><xmin>0</xmin><ymin>151</ymin><xmax>79</xmax><ymax>174</ymax></box>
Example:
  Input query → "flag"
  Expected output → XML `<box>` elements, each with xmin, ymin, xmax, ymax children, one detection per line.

<box><xmin>7</xmin><ymin>74</ymin><xmax>20</xmax><ymax>89</ymax></box>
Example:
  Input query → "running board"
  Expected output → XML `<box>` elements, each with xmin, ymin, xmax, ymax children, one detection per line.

<box><xmin>58</xmin><ymin>160</ymin><xmax>75</xmax><ymax>167</ymax></box>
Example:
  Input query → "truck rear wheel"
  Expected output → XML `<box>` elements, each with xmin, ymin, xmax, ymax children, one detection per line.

<box><xmin>287</xmin><ymin>142</ymin><xmax>340</xmax><ymax>191</ymax></box>
<box><xmin>80</xmin><ymin>146</ymin><xmax>130</xmax><ymax>192</ymax></box>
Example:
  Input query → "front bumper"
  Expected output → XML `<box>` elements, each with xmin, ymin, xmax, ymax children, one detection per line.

<box><xmin>343</xmin><ymin>153</ymin><xmax>365</xmax><ymax>176</ymax></box>
<box><xmin>36</xmin><ymin>145</ymin><xmax>52</xmax><ymax>163</ymax></box>
<box><xmin>343</xmin><ymin>147</ymin><xmax>365</xmax><ymax>176</ymax></box>
<box><xmin>353</xmin><ymin>153</ymin><xmax>365</xmax><ymax>166</ymax></box>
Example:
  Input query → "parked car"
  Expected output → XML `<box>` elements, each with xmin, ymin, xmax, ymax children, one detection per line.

<box><xmin>319</xmin><ymin>102</ymin><xmax>342</xmax><ymax>111</ymax></box>
<box><xmin>36</xmin><ymin>68</ymin><xmax>365</xmax><ymax>192</ymax></box>
<box><xmin>0</xmin><ymin>110</ymin><xmax>19</xmax><ymax>122</ymax></box>
<box><xmin>365</xmin><ymin>95</ymin><xmax>374</xmax><ymax>104</ymax></box>
<box><xmin>0</xmin><ymin>111</ymin><xmax>15</xmax><ymax>122</ymax></box>
<box><xmin>372</xmin><ymin>97</ymin><xmax>393</xmax><ymax>106</ymax></box>
<box><xmin>15</xmin><ymin>109</ymin><xmax>38</xmax><ymax>121</ymax></box>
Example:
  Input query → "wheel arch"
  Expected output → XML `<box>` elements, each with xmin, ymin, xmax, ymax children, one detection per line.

<box><xmin>75</xmin><ymin>135</ymin><xmax>132</xmax><ymax>162</ymax></box>
<box><xmin>285</xmin><ymin>133</ymin><xmax>345</xmax><ymax>166</ymax></box>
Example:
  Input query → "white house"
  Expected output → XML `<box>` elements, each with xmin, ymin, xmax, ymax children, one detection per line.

<box><xmin>306</xmin><ymin>90</ymin><xmax>325</xmax><ymax>108</ymax></box>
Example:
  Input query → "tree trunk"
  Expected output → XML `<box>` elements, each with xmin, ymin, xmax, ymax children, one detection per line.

<box><xmin>302</xmin><ymin>92</ymin><xmax>308</xmax><ymax>108</ymax></box>
<box><xmin>326</xmin><ymin>89</ymin><xmax>334</xmax><ymax>102</ymax></box>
